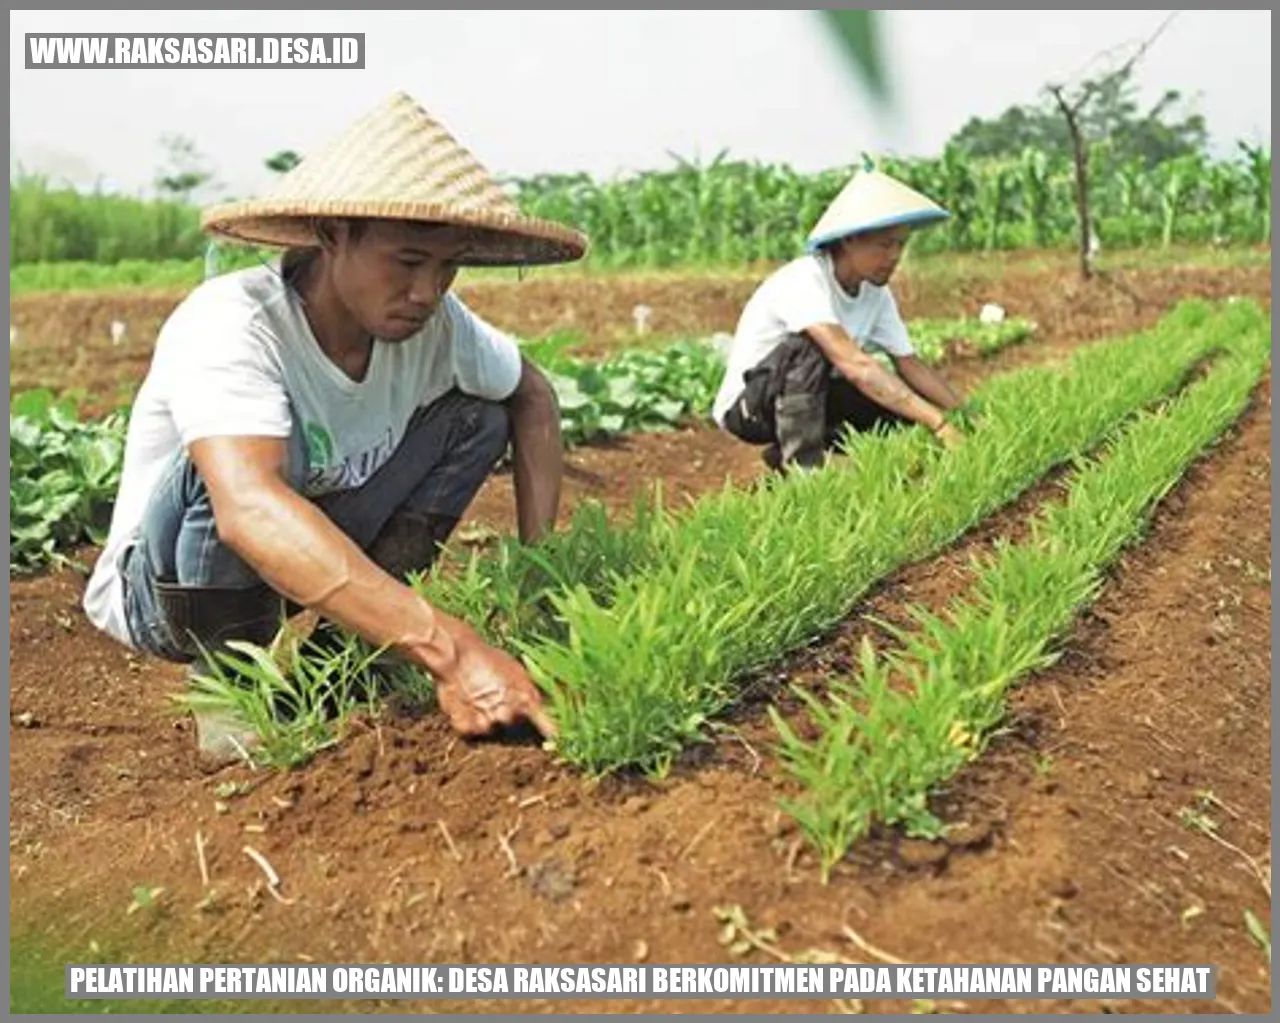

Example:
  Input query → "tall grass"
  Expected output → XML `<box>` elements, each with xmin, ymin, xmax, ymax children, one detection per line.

<box><xmin>10</xmin><ymin>172</ymin><xmax>207</xmax><ymax>263</ymax></box>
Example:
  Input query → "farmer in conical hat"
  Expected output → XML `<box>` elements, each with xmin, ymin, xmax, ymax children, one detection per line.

<box><xmin>712</xmin><ymin>160</ymin><xmax>968</xmax><ymax>471</ymax></box>
<box><xmin>83</xmin><ymin>92</ymin><xmax>586</xmax><ymax>766</ymax></box>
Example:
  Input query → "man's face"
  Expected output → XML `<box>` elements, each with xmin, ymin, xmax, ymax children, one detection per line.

<box><xmin>835</xmin><ymin>225</ymin><xmax>912</xmax><ymax>287</ymax></box>
<box><xmin>326</xmin><ymin>220</ymin><xmax>476</xmax><ymax>341</ymax></box>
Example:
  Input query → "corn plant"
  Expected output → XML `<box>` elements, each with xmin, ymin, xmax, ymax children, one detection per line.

<box><xmin>1238</xmin><ymin>142</ymin><xmax>1271</xmax><ymax>243</ymax></box>
<box><xmin>1157</xmin><ymin>154</ymin><xmax>1203</xmax><ymax>248</ymax></box>
<box><xmin>11</xmin><ymin>146</ymin><xmax>1271</xmax><ymax>283</ymax></box>
<box><xmin>772</xmin><ymin>306</ymin><xmax>1271</xmax><ymax>878</ymax></box>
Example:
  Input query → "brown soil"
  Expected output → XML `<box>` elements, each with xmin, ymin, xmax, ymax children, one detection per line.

<box><xmin>9</xmin><ymin>259</ymin><xmax>1270</xmax><ymax>418</ymax></box>
<box><xmin>9</xmin><ymin>263</ymin><xmax>1273</xmax><ymax>1014</ymax></box>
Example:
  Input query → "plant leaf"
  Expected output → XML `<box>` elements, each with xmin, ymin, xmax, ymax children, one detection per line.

<box><xmin>819</xmin><ymin>10</ymin><xmax>890</xmax><ymax>106</ymax></box>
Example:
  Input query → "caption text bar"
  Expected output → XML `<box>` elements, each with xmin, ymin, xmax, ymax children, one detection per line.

<box><xmin>26</xmin><ymin>34</ymin><xmax>365</xmax><ymax>69</ymax></box>
<box><xmin>65</xmin><ymin>963</ymin><xmax>1218</xmax><ymax>1001</ymax></box>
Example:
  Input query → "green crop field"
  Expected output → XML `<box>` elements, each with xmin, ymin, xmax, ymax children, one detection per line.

<box><xmin>9</xmin><ymin>140</ymin><xmax>1270</xmax><ymax>292</ymax></box>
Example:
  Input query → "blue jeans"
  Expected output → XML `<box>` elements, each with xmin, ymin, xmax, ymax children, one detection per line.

<box><xmin>121</xmin><ymin>390</ymin><xmax>510</xmax><ymax>663</ymax></box>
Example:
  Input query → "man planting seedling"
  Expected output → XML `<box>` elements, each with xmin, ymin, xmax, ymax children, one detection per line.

<box><xmin>712</xmin><ymin>161</ymin><xmax>972</xmax><ymax>471</ymax></box>
<box><xmin>83</xmin><ymin>92</ymin><xmax>583</xmax><ymax>767</ymax></box>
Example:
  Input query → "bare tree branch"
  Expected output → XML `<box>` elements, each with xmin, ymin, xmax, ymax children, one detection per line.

<box><xmin>1047</xmin><ymin>11</ymin><xmax>1181</xmax><ymax>280</ymax></box>
<box><xmin>1050</xmin><ymin>11</ymin><xmax>1181</xmax><ymax>110</ymax></box>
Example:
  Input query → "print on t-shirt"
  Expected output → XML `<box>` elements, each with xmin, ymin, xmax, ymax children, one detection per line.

<box><xmin>305</xmin><ymin>421</ymin><xmax>335</xmax><ymax>473</ymax></box>
<box><xmin>306</xmin><ymin>424</ymin><xmax>397</xmax><ymax>494</ymax></box>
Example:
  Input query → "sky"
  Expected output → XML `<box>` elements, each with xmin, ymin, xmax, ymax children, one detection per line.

<box><xmin>9</xmin><ymin>9</ymin><xmax>1272</xmax><ymax>203</ymax></box>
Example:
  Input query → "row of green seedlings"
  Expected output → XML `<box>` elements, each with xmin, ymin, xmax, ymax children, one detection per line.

<box><xmin>180</xmin><ymin>299</ymin><xmax>1257</xmax><ymax>770</ymax></box>
<box><xmin>484</xmin><ymin>298</ymin><xmax>1264</xmax><ymax>776</ymax></box>
<box><xmin>172</xmin><ymin>314</ymin><xmax>1034</xmax><ymax>765</ymax></box>
<box><xmin>7</xmin><ymin>316</ymin><xmax>1032</xmax><ymax>576</ymax></box>
<box><xmin>425</xmin><ymin>298</ymin><xmax>1257</xmax><ymax>752</ymax></box>
<box><xmin>771</xmin><ymin>307</ymin><xmax>1272</xmax><ymax>879</ymax></box>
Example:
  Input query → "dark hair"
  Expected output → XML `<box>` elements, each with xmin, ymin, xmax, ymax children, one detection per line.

<box><xmin>313</xmin><ymin>215</ymin><xmax>373</xmax><ymax>245</ymax></box>
<box><xmin>281</xmin><ymin>217</ymin><xmax>372</xmax><ymax>285</ymax></box>
<box><xmin>816</xmin><ymin>236</ymin><xmax>850</xmax><ymax>256</ymax></box>
<box><xmin>281</xmin><ymin>246</ymin><xmax>316</xmax><ymax>287</ymax></box>
<box><xmin>281</xmin><ymin>217</ymin><xmax>467</xmax><ymax>283</ymax></box>
<box><xmin>339</xmin><ymin>217</ymin><xmax>373</xmax><ymax>242</ymax></box>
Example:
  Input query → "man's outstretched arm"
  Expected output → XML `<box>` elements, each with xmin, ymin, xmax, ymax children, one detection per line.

<box><xmin>187</xmin><ymin>434</ymin><xmax>556</xmax><ymax>737</ymax></box>
<box><xmin>802</xmin><ymin>322</ymin><xmax>961</xmax><ymax>446</ymax></box>
<box><xmin>892</xmin><ymin>354</ymin><xmax>965</xmax><ymax>412</ymax></box>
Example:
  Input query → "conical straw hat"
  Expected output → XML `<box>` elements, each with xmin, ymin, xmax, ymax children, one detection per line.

<box><xmin>201</xmin><ymin>91</ymin><xmax>588</xmax><ymax>267</ymax></box>
<box><xmin>806</xmin><ymin>164</ymin><xmax>948</xmax><ymax>251</ymax></box>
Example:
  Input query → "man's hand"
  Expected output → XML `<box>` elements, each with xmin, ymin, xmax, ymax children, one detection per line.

<box><xmin>946</xmin><ymin>397</ymin><xmax>987</xmax><ymax>433</ymax></box>
<box><xmin>434</xmin><ymin>635</ymin><xmax>558</xmax><ymax>740</ymax></box>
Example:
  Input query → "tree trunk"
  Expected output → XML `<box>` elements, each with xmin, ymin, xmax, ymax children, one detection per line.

<box><xmin>1052</xmin><ymin>88</ymin><xmax>1093</xmax><ymax>281</ymax></box>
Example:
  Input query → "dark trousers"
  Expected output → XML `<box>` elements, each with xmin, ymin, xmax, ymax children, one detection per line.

<box><xmin>722</xmin><ymin>333</ymin><xmax>909</xmax><ymax>467</ymax></box>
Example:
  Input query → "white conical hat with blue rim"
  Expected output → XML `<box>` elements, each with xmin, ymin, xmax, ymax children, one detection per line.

<box><xmin>806</xmin><ymin>156</ymin><xmax>949</xmax><ymax>251</ymax></box>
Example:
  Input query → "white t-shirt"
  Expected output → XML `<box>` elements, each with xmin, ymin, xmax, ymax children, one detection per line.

<box><xmin>82</xmin><ymin>263</ymin><xmax>523</xmax><ymax>647</ymax></box>
<box><xmin>711</xmin><ymin>251</ymin><xmax>915</xmax><ymax>426</ymax></box>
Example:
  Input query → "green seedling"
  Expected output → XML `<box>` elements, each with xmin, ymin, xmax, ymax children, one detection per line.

<box><xmin>1244</xmin><ymin>910</ymin><xmax>1271</xmax><ymax>962</ymax></box>
<box><xmin>715</xmin><ymin>904</ymin><xmax>781</xmax><ymax>959</ymax></box>
<box><xmin>1178</xmin><ymin>807</ymin><xmax>1219</xmax><ymax>836</ymax></box>
<box><xmin>713</xmin><ymin>905</ymin><xmax>845</xmax><ymax>967</ymax></box>
<box><xmin>195</xmin><ymin>890</ymin><xmax>223</xmax><ymax>915</ymax></box>
<box><xmin>171</xmin><ymin>629</ymin><xmax>391</xmax><ymax>770</ymax></box>
<box><xmin>126</xmin><ymin>885</ymin><xmax>165</xmax><ymax>915</ymax></box>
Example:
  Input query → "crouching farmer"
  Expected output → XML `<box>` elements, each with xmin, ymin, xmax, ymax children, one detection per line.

<box><xmin>712</xmin><ymin>163</ymin><xmax>968</xmax><ymax>470</ymax></box>
<box><xmin>82</xmin><ymin>92</ymin><xmax>586</xmax><ymax>767</ymax></box>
